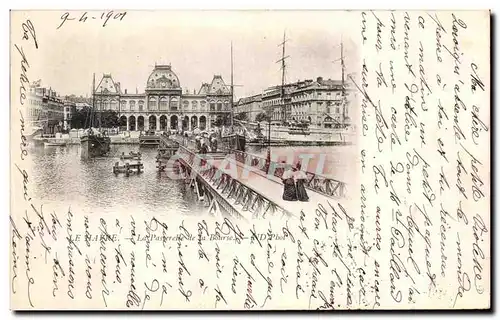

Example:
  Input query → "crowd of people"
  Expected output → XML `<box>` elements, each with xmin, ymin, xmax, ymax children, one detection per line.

<box><xmin>194</xmin><ymin>135</ymin><xmax>218</xmax><ymax>154</ymax></box>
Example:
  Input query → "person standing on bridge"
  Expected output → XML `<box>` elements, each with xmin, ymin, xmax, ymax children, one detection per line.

<box><xmin>195</xmin><ymin>136</ymin><xmax>201</xmax><ymax>151</ymax></box>
<box><xmin>200</xmin><ymin>141</ymin><xmax>208</xmax><ymax>154</ymax></box>
<box><xmin>281</xmin><ymin>163</ymin><xmax>297</xmax><ymax>201</ymax></box>
<box><xmin>211</xmin><ymin>137</ymin><xmax>218</xmax><ymax>152</ymax></box>
<box><xmin>294</xmin><ymin>162</ymin><xmax>309</xmax><ymax>202</ymax></box>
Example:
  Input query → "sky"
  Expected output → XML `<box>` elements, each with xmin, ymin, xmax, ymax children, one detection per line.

<box><xmin>14</xmin><ymin>10</ymin><xmax>359</xmax><ymax>99</ymax></box>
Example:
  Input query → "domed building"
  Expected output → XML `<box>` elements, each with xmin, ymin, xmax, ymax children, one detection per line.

<box><xmin>93</xmin><ymin>64</ymin><xmax>232</xmax><ymax>132</ymax></box>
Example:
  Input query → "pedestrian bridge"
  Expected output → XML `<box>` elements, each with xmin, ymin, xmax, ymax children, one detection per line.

<box><xmin>176</xmin><ymin>145</ymin><xmax>348</xmax><ymax>220</ymax></box>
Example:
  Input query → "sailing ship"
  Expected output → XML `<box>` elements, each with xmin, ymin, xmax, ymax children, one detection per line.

<box><xmin>242</xmin><ymin>32</ymin><xmax>352</xmax><ymax>145</ymax></box>
<box><xmin>80</xmin><ymin>73</ymin><xmax>111</xmax><ymax>159</ymax></box>
<box><xmin>221</xmin><ymin>41</ymin><xmax>246</xmax><ymax>152</ymax></box>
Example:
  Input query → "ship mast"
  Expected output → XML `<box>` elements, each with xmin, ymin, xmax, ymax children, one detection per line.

<box><xmin>333</xmin><ymin>36</ymin><xmax>347</xmax><ymax>128</ymax></box>
<box><xmin>99</xmin><ymin>87</ymin><xmax>103</xmax><ymax>130</ymax></box>
<box><xmin>230</xmin><ymin>41</ymin><xmax>234</xmax><ymax>133</ymax></box>
<box><xmin>340</xmin><ymin>36</ymin><xmax>346</xmax><ymax>127</ymax></box>
<box><xmin>277</xmin><ymin>31</ymin><xmax>290</xmax><ymax>123</ymax></box>
<box><xmin>90</xmin><ymin>73</ymin><xmax>96</xmax><ymax>128</ymax></box>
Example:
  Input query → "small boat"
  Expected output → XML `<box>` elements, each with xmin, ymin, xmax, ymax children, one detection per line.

<box><xmin>113</xmin><ymin>161</ymin><xmax>144</xmax><ymax>176</ymax></box>
<box><xmin>157</xmin><ymin>159</ymin><xmax>180</xmax><ymax>172</ymax></box>
<box><xmin>120</xmin><ymin>151</ymin><xmax>142</xmax><ymax>160</ymax></box>
<box><xmin>44</xmin><ymin>141</ymin><xmax>66</xmax><ymax>147</ymax></box>
<box><xmin>81</xmin><ymin>132</ymin><xmax>111</xmax><ymax>158</ymax></box>
<box><xmin>156</xmin><ymin>148</ymin><xmax>176</xmax><ymax>160</ymax></box>
<box><xmin>81</xmin><ymin>74</ymin><xmax>111</xmax><ymax>159</ymax></box>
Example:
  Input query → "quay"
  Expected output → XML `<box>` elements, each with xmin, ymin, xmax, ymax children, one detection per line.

<box><xmin>175</xmin><ymin>141</ymin><xmax>347</xmax><ymax>221</ymax></box>
<box><xmin>247</xmin><ymin>140</ymin><xmax>352</xmax><ymax>147</ymax></box>
<box><xmin>139</xmin><ymin>130</ymin><xmax>162</xmax><ymax>147</ymax></box>
<box><xmin>32</xmin><ymin>128</ymin><xmax>354</xmax><ymax>147</ymax></box>
<box><xmin>34</xmin><ymin>131</ymin><xmax>141</xmax><ymax>146</ymax></box>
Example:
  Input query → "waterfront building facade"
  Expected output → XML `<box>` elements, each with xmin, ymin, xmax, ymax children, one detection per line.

<box><xmin>63</xmin><ymin>101</ymin><xmax>76</xmax><ymax>130</ymax></box>
<box><xmin>233</xmin><ymin>94</ymin><xmax>262</xmax><ymax>122</ymax></box>
<box><xmin>235</xmin><ymin>77</ymin><xmax>353</xmax><ymax>128</ymax></box>
<box><xmin>27</xmin><ymin>84</ymin><xmax>65</xmax><ymax>134</ymax></box>
<box><xmin>94</xmin><ymin>64</ymin><xmax>232</xmax><ymax>132</ymax></box>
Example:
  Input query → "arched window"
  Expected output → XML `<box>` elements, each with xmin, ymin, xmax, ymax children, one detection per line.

<box><xmin>182</xmin><ymin>100</ymin><xmax>189</xmax><ymax>110</ymax></box>
<box><xmin>217</xmin><ymin>100</ymin><xmax>223</xmax><ymax>111</ymax></box>
<box><xmin>170</xmin><ymin>98</ymin><xmax>179</xmax><ymax>111</ymax></box>
<box><xmin>159</xmin><ymin>97</ymin><xmax>168</xmax><ymax>110</ymax></box>
<box><xmin>129</xmin><ymin>100</ymin><xmax>136</xmax><ymax>111</ymax></box>
<box><xmin>149</xmin><ymin>97</ymin><xmax>157</xmax><ymax>110</ymax></box>
<box><xmin>121</xmin><ymin>100</ymin><xmax>127</xmax><ymax>110</ymax></box>
<box><xmin>111</xmin><ymin>99</ymin><xmax>118</xmax><ymax>111</ymax></box>
<box><xmin>192</xmin><ymin>100</ymin><xmax>198</xmax><ymax>110</ymax></box>
<box><xmin>138</xmin><ymin>100</ymin><xmax>144</xmax><ymax>111</ymax></box>
<box><xmin>102</xmin><ymin>99</ymin><xmax>110</xmax><ymax>110</ymax></box>
<box><xmin>200</xmin><ymin>100</ymin><xmax>206</xmax><ymax>110</ymax></box>
<box><xmin>210</xmin><ymin>100</ymin><xmax>216</xmax><ymax>111</ymax></box>
<box><xmin>224</xmin><ymin>100</ymin><xmax>230</xmax><ymax>110</ymax></box>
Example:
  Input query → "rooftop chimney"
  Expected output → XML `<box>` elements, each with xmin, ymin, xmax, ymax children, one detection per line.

<box><xmin>125</xmin><ymin>89</ymin><xmax>128</xmax><ymax>94</ymax></box>
<box><xmin>317</xmin><ymin>77</ymin><xmax>323</xmax><ymax>83</ymax></box>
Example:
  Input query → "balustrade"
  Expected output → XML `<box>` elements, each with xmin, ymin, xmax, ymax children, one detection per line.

<box><xmin>230</xmin><ymin>149</ymin><xmax>347</xmax><ymax>198</ymax></box>
<box><xmin>177</xmin><ymin>146</ymin><xmax>291</xmax><ymax>219</ymax></box>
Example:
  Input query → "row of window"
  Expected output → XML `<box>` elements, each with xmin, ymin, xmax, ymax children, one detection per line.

<box><xmin>263</xmin><ymin>99</ymin><xmax>281</xmax><ymax>107</ymax></box>
<box><xmin>290</xmin><ymin>106</ymin><xmax>341</xmax><ymax>115</ymax></box>
<box><xmin>28</xmin><ymin>99</ymin><xmax>43</xmax><ymax>106</ymax></box>
<box><xmin>292</xmin><ymin>92</ymin><xmax>342</xmax><ymax>101</ymax></box>
<box><xmin>259</xmin><ymin>99</ymin><xmax>343</xmax><ymax>109</ymax></box>
<box><xmin>27</xmin><ymin>108</ymin><xmax>45</xmax><ymax>119</ymax></box>
<box><xmin>95</xmin><ymin>98</ymin><xmax>231</xmax><ymax>112</ymax></box>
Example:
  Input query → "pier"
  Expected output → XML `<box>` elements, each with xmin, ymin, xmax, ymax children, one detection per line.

<box><xmin>139</xmin><ymin>130</ymin><xmax>162</xmax><ymax>147</ymax></box>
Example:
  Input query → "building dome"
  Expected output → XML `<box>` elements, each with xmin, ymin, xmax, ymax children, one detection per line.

<box><xmin>146</xmin><ymin>65</ymin><xmax>180</xmax><ymax>89</ymax></box>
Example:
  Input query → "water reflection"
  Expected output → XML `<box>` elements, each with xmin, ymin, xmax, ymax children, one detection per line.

<box><xmin>31</xmin><ymin>144</ymin><xmax>205</xmax><ymax>215</ymax></box>
<box><xmin>30</xmin><ymin>143</ymin><xmax>355</xmax><ymax>216</ymax></box>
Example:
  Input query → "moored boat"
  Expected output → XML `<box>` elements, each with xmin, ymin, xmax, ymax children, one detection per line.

<box><xmin>80</xmin><ymin>74</ymin><xmax>111</xmax><ymax>159</ymax></box>
<box><xmin>113</xmin><ymin>161</ymin><xmax>144</xmax><ymax>176</ymax></box>
<box><xmin>44</xmin><ymin>140</ymin><xmax>66</xmax><ymax>147</ymax></box>
<box><xmin>120</xmin><ymin>151</ymin><xmax>142</xmax><ymax>160</ymax></box>
<box><xmin>81</xmin><ymin>130</ymin><xmax>111</xmax><ymax>158</ymax></box>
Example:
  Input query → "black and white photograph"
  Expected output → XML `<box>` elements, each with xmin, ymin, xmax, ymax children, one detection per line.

<box><xmin>22</xmin><ymin>11</ymin><xmax>357</xmax><ymax>220</ymax></box>
<box><xmin>9</xmin><ymin>10</ymin><xmax>490</xmax><ymax>311</ymax></box>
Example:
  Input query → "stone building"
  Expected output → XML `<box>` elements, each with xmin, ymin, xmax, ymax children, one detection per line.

<box><xmin>233</xmin><ymin>94</ymin><xmax>262</xmax><ymax>122</ymax></box>
<box><xmin>94</xmin><ymin>64</ymin><xmax>232</xmax><ymax>132</ymax></box>
<box><xmin>235</xmin><ymin>77</ymin><xmax>353</xmax><ymax>128</ymax></box>
<box><xmin>63</xmin><ymin>101</ymin><xmax>76</xmax><ymax>131</ymax></box>
<box><xmin>27</xmin><ymin>84</ymin><xmax>65</xmax><ymax>134</ymax></box>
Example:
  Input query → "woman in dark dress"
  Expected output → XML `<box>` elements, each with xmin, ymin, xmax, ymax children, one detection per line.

<box><xmin>294</xmin><ymin>164</ymin><xmax>309</xmax><ymax>202</ymax></box>
<box><xmin>199</xmin><ymin>142</ymin><xmax>208</xmax><ymax>167</ymax></box>
<box><xmin>281</xmin><ymin>164</ymin><xmax>298</xmax><ymax>201</ymax></box>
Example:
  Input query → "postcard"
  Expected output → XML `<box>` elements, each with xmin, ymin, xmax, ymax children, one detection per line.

<box><xmin>10</xmin><ymin>10</ymin><xmax>490</xmax><ymax>310</ymax></box>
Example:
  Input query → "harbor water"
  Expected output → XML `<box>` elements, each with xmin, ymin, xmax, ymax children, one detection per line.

<box><xmin>28</xmin><ymin>143</ymin><xmax>356</xmax><ymax>216</ymax></box>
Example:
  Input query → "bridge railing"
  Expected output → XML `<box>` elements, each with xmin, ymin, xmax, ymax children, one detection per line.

<box><xmin>230</xmin><ymin>149</ymin><xmax>347</xmax><ymax>199</ymax></box>
<box><xmin>177</xmin><ymin>146</ymin><xmax>292</xmax><ymax>219</ymax></box>
<box><xmin>158</xmin><ymin>135</ymin><xmax>180</xmax><ymax>149</ymax></box>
